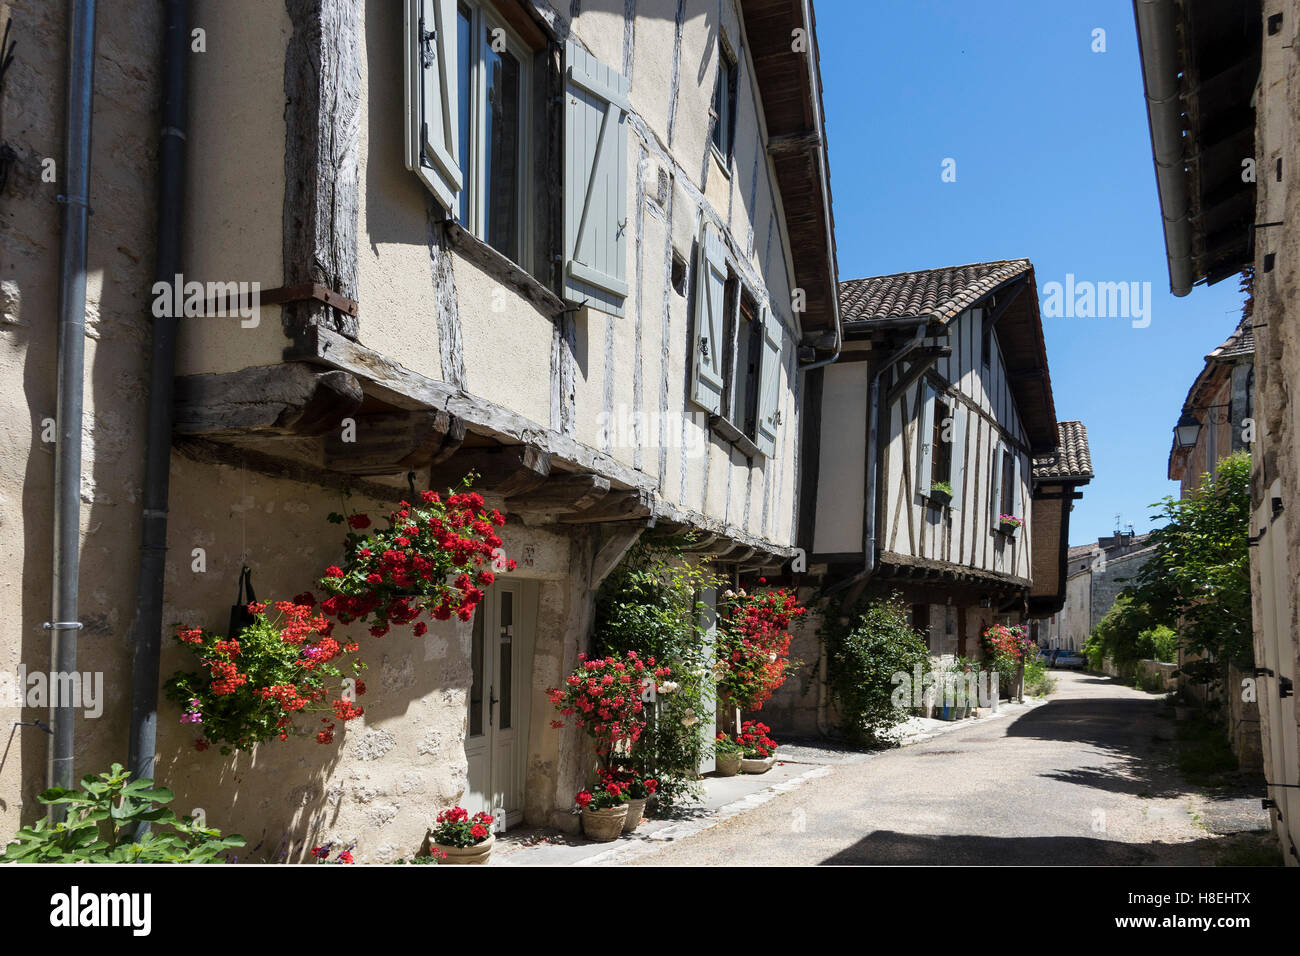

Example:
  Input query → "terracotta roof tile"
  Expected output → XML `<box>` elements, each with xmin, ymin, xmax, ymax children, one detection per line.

<box><xmin>838</xmin><ymin>259</ymin><xmax>1032</xmax><ymax>324</ymax></box>
<box><xmin>1032</xmin><ymin>421</ymin><xmax>1092</xmax><ymax>481</ymax></box>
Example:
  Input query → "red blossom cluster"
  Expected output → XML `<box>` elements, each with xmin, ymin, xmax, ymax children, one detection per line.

<box><xmin>166</xmin><ymin>598</ymin><xmax>366</xmax><ymax>754</ymax></box>
<box><xmin>319</xmin><ymin>488</ymin><xmax>514</xmax><ymax>636</ymax></box>
<box><xmin>736</xmin><ymin>719</ymin><xmax>778</xmax><ymax>758</ymax></box>
<box><xmin>430</xmin><ymin>807</ymin><xmax>494</xmax><ymax>847</ymax></box>
<box><xmin>716</xmin><ymin>585</ymin><xmax>807</xmax><ymax>711</ymax></box>
<box><xmin>981</xmin><ymin>624</ymin><xmax>1034</xmax><ymax>660</ymax></box>
<box><xmin>546</xmin><ymin>651</ymin><xmax>670</xmax><ymax>756</ymax></box>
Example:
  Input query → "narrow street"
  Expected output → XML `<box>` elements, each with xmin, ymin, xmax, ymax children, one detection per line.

<box><xmin>627</xmin><ymin>672</ymin><xmax>1267</xmax><ymax>866</ymax></box>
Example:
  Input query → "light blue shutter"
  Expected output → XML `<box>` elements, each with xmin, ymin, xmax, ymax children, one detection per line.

<box><xmin>690</xmin><ymin>223</ymin><xmax>727</xmax><ymax>414</ymax></box>
<box><xmin>917</xmin><ymin>382</ymin><xmax>935</xmax><ymax>497</ymax></box>
<box><xmin>564</xmin><ymin>41</ymin><xmax>630</xmax><ymax>316</ymax></box>
<box><xmin>755</xmin><ymin>304</ymin><xmax>782</xmax><ymax>458</ymax></box>
<box><xmin>990</xmin><ymin>443</ymin><xmax>1005</xmax><ymax>526</ymax></box>
<box><xmin>405</xmin><ymin>0</ymin><xmax>463</xmax><ymax>213</ymax></box>
<box><xmin>1012</xmin><ymin>448</ymin><xmax>1023</xmax><ymax>520</ymax></box>
<box><xmin>950</xmin><ymin>404</ymin><xmax>967</xmax><ymax>510</ymax></box>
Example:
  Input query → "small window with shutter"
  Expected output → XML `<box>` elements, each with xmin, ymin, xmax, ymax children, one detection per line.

<box><xmin>406</xmin><ymin>0</ymin><xmax>534</xmax><ymax>266</ymax></box>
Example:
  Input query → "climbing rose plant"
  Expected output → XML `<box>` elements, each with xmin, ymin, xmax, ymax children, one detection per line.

<box><xmin>165</xmin><ymin>597</ymin><xmax>367</xmax><ymax>754</ymax></box>
<box><xmin>715</xmin><ymin>583</ymin><xmax>807</xmax><ymax>711</ymax></box>
<box><xmin>318</xmin><ymin>484</ymin><xmax>514</xmax><ymax>636</ymax></box>
<box><xmin>547</xmin><ymin>651</ymin><xmax>671</xmax><ymax>757</ymax></box>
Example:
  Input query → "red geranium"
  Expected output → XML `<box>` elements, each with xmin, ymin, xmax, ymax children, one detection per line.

<box><xmin>715</xmin><ymin>586</ymin><xmax>807</xmax><ymax>710</ymax></box>
<box><xmin>546</xmin><ymin>651</ymin><xmax>670</xmax><ymax>757</ymax></box>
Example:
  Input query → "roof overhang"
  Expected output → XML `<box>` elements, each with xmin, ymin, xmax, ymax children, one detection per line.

<box><xmin>740</xmin><ymin>0</ymin><xmax>841</xmax><ymax>345</ymax></box>
<box><xmin>1133</xmin><ymin>0</ymin><xmax>1261</xmax><ymax>295</ymax></box>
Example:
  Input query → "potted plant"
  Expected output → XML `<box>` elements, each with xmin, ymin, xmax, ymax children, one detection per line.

<box><xmin>600</xmin><ymin>764</ymin><xmax>659</xmax><ymax>831</ymax></box>
<box><xmin>575</xmin><ymin>779</ymin><xmax>629</xmax><ymax>841</ymax></box>
<box><xmin>998</xmin><ymin>513</ymin><xmax>1023</xmax><ymax>536</ymax></box>
<box><xmin>928</xmin><ymin>480</ymin><xmax>953</xmax><ymax>508</ymax></box>
<box><xmin>428</xmin><ymin>807</ymin><xmax>494</xmax><ymax>864</ymax></box>
<box><xmin>737</xmin><ymin>720</ymin><xmax>778</xmax><ymax>773</ymax></box>
<box><xmin>713</xmin><ymin>732</ymin><xmax>744</xmax><ymax>776</ymax></box>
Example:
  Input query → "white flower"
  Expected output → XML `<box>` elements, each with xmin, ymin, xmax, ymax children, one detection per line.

<box><xmin>657</xmin><ymin>681</ymin><xmax>680</xmax><ymax>695</ymax></box>
<box><xmin>681</xmin><ymin>715</ymin><xmax>699</xmax><ymax>727</ymax></box>
<box><xmin>723</xmin><ymin>589</ymin><xmax>735</xmax><ymax>598</ymax></box>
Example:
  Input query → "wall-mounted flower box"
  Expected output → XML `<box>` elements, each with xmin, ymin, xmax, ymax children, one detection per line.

<box><xmin>928</xmin><ymin>482</ymin><xmax>953</xmax><ymax>508</ymax></box>
<box><xmin>998</xmin><ymin>514</ymin><xmax>1023</xmax><ymax>536</ymax></box>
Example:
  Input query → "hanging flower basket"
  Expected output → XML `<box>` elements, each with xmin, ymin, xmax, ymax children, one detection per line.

<box><xmin>998</xmin><ymin>514</ymin><xmax>1023</xmax><ymax>536</ymax></box>
<box><xmin>318</xmin><ymin>480</ymin><xmax>514</xmax><ymax>638</ymax></box>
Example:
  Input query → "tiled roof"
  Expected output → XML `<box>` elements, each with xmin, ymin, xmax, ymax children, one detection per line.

<box><xmin>1032</xmin><ymin>421</ymin><xmax>1093</xmax><ymax>481</ymax></box>
<box><xmin>838</xmin><ymin>259</ymin><xmax>1031</xmax><ymax>324</ymax></box>
<box><xmin>1208</xmin><ymin>316</ymin><xmax>1254</xmax><ymax>360</ymax></box>
<box><xmin>1067</xmin><ymin>543</ymin><xmax>1097</xmax><ymax>561</ymax></box>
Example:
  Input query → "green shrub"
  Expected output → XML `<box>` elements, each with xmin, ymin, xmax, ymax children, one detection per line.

<box><xmin>2</xmin><ymin>764</ymin><xmax>244</xmax><ymax>863</ymax></box>
<box><xmin>1023</xmin><ymin>658</ymin><xmax>1056</xmax><ymax>697</ymax></box>
<box><xmin>592</xmin><ymin>542</ymin><xmax>720</xmax><ymax>810</ymax></box>
<box><xmin>825</xmin><ymin>595</ymin><xmax>931</xmax><ymax>746</ymax></box>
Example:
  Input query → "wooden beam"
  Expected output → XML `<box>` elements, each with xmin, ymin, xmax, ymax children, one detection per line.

<box><xmin>766</xmin><ymin>129</ymin><xmax>821</xmax><ymax>156</ymax></box>
<box><xmin>174</xmin><ymin>363</ymin><xmax>363</xmax><ymax>438</ymax></box>
<box><xmin>558</xmin><ymin>489</ymin><xmax>653</xmax><ymax>524</ymax></box>
<box><xmin>591</xmin><ymin>523</ymin><xmax>650</xmax><ymax>586</ymax></box>
<box><xmin>504</xmin><ymin>473</ymin><xmax>611</xmax><ymax>514</ymax></box>
<box><xmin>323</xmin><ymin>409</ymin><xmax>463</xmax><ymax>475</ymax></box>
<box><xmin>427</xmin><ymin>444</ymin><xmax>552</xmax><ymax>498</ymax></box>
<box><xmin>282</xmin><ymin>0</ymin><xmax>361</xmax><ymax>338</ymax></box>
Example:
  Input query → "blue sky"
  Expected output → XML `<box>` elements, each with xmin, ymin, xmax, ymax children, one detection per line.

<box><xmin>815</xmin><ymin>0</ymin><xmax>1248</xmax><ymax>544</ymax></box>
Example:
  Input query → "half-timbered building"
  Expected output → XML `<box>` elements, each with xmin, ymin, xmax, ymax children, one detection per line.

<box><xmin>767</xmin><ymin>260</ymin><xmax>1087</xmax><ymax>734</ymax></box>
<box><xmin>0</xmin><ymin>0</ymin><xmax>839</xmax><ymax>859</ymax></box>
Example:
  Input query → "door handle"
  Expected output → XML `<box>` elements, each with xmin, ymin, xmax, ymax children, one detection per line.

<box><xmin>489</xmin><ymin>686</ymin><xmax>498</xmax><ymax>725</ymax></box>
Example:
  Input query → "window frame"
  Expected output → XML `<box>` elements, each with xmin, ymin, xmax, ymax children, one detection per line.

<box><xmin>456</xmin><ymin>0</ymin><xmax>533</xmax><ymax>271</ymax></box>
<box><xmin>931</xmin><ymin>395</ymin><xmax>953</xmax><ymax>488</ymax></box>
<box><xmin>710</xmin><ymin>38</ymin><xmax>738</xmax><ymax>167</ymax></box>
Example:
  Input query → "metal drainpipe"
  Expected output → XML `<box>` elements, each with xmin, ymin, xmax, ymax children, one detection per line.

<box><xmin>127</xmin><ymin>0</ymin><xmax>188</xmax><ymax>815</ymax></box>
<box><xmin>48</xmin><ymin>0</ymin><xmax>96</xmax><ymax>819</ymax></box>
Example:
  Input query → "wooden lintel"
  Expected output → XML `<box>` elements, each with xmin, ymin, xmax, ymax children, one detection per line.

<box><xmin>173</xmin><ymin>363</ymin><xmax>363</xmax><ymax>439</ymax></box>
<box><xmin>427</xmin><ymin>444</ymin><xmax>552</xmax><ymax>498</ymax></box>
<box><xmin>323</xmin><ymin>409</ymin><xmax>462</xmax><ymax>476</ymax></box>
<box><xmin>504</xmin><ymin>473</ymin><xmax>611</xmax><ymax>514</ymax></box>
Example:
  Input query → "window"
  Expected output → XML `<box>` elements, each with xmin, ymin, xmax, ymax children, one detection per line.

<box><xmin>931</xmin><ymin>398</ymin><xmax>952</xmax><ymax>487</ymax></box>
<box><xmin>690</xmin><ymin>222</ymin><xmax>783</xmax><ymax>458</ymax></box>
<box><xmin>1000</xmin><ymin>448</ymin><xmax>1015</xmax><ymax>516</ymax></box>
<box><xmin>731</xmin><ymin>289</ymin><xmax>762</xmax><ymax>441</ymax></box>
<box><xmin>456</xmin><ymin>1</ymin><xmax>529</xmax><ymax>264</ymax></box>
<box><xmin>711</xmin><ymin>43</ymin><xmax>738</xmax><ymax>161</ymax></box>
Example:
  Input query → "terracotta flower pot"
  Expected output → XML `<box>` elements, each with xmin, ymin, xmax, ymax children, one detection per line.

<box><xmin>715</xmin><ymin>752</ymin><xmax>742</xmax><ymax>776</ymax></box>
<box><xmin>581</xmin><ymin>804</ymin><xmax>628</xmax><ymax>842</ymax></box>
<box><xmin>432</xmin><ymin>832</ymin><xmax>493</xmax><ymax>865</ymax></box>
<box><xmin>739</xmin><ymin>754</ymin><xmax>776</xmax><ymax>774</ymax></box>
<box><xmin>622</xmin><ymin>797</ymin><xmax>647</xmax><ymax>832</ymax></box>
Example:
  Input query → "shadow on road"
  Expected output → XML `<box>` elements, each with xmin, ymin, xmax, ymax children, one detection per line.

<box><xmin>819</xmin><ymin>829</ymin><xmax>1157</xmax><ymax>865</ymax></box>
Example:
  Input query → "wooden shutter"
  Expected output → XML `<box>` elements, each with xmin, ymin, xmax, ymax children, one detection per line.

<box><xmin>564</xmin><ymin>41</ymin><xmax>630</xmax><ymax>316</ymax></box>
<box><xmin>1012</xmin><ymin>449</ymin><xmax>1023</xmax><ymax>519</ymax></box>
<box><xmin>755</xmin><ymin>304</ymin><xmax>783</xmax><ymax>458</ymax></box>
<box><xmin>917</xmin><ymin>382</ymin><xmax>935</xmax><ymax>497</ymax></box>
<box><xmin>950</xmin><ymin>404</ymin><xmax>967</xmax><ymax>510</ymax></box>
<box><xmin>990</xmin><ymin>442</ymin><xmax>1005</xmax><ymax>526</ymax></box>
<box><xmin>690</xmin><ymin>223</ymin><xmax>728</xmax><ymax>414</ymax></box>
<box><xmin>405</xmin><ymin>0</ymin><xmax>463</xmax><ymax>214</ymax></box>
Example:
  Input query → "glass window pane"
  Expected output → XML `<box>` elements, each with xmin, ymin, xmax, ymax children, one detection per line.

<box><xmin>469</xmin><ymin>601</ymin><xmax>484</xmax><ymax>737</ymax></box>
<box><xmin>483</xmin><ymin>34</ymin><xmax>521</xmax><ymax>261</ymax></box>
<box><xmin>498</xmin><ymin>592</ymin><xmax>513</xmax><ymax>730</ymax></box>
<box><xmin>456</xmin><ymin>6</ymin><xmax>472</xmax><ymax>226</ymax></box>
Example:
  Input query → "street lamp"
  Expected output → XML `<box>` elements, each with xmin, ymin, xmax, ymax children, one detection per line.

<box><xmin>1173</xmin><ymin>411</ymin><xmax>1202</xmax><ymax>449</ymax></box>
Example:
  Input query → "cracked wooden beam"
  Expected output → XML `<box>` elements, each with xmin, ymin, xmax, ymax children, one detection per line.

<box><xmin>173</xmin><ymin>363</ymin><xmax>363</xmax><ymax>438</ymax></box>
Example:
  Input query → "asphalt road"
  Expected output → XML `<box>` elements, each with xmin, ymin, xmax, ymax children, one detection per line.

<box><xmin>631</xmin><ymin>670</ymin><xmax>1264</xmax><ymax>866</ymax></box>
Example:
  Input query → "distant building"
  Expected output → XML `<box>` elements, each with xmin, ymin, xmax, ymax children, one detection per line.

<box><xmin>1036</xmin><ymin>532</ymin><xmax>1155</xmax><ymax>650</ymax></box>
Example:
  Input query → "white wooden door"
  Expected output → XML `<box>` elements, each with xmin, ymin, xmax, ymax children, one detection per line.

<box><xmin>464</xmin><ymin>580</ymin><xmax>536</xmax><ymax>828</ymax></box>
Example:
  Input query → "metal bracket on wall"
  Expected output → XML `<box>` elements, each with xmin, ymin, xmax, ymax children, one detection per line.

<box><xmin>202</xmin><ymin>282</ymin><xmax>359</xmax><ymax>320</ymax></box>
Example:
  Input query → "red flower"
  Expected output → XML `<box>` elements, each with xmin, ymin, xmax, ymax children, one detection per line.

<box><xmin>575</xmin><ymin>790</ymin><xmax>593</xmax><ymax>808</ymax></box>
<box><xmin>324</xmin><ymin>565</ymin><xmax>344</xmax><ymax>578</ymax></box>
<box><xmin>347</xmin><ymin>514</ymin><xmax>371</xmax><ymax>530</ymax></box>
